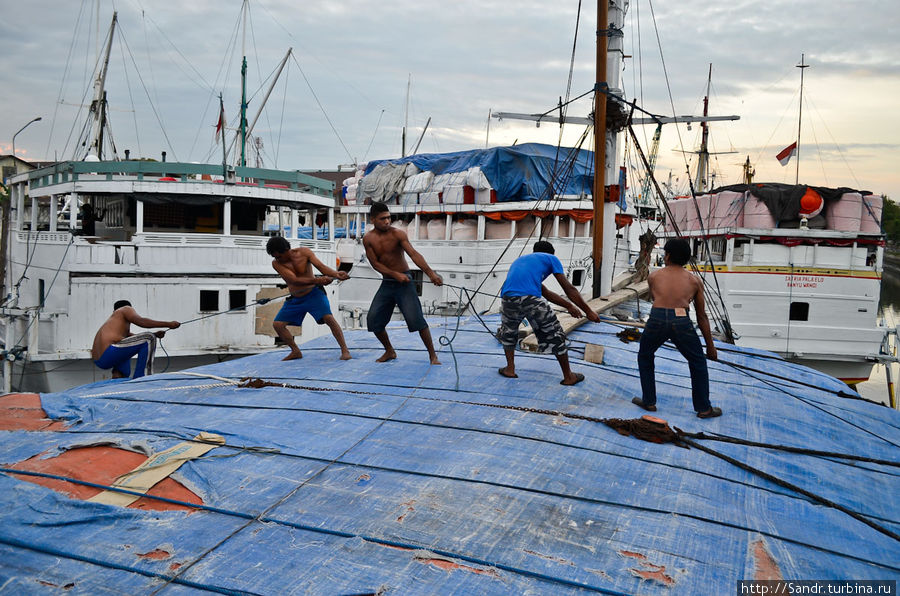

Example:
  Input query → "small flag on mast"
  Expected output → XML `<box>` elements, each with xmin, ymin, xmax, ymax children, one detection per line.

<box><xmin>215</xmin><ymin>98</ymin><xmax>226</xmax><ymax>145</ymax></box>
<box><xmin>776</xmin><ymin>141</ymin><xmax>797</xmax><ymax>166</ymax></box>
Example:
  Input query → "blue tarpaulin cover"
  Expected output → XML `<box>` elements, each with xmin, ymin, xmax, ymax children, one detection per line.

<box><xmin>365</xmin><ymin>143</ymin><xmax>595</xmax><ymax>202</ymax></box>
<box><xmin>0</xmin><ymin>314</ymin><xmax>898</xmax><ymax>593</ymax></box>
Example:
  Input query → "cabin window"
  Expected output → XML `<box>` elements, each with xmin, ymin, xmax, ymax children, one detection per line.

<box><xmin>733</xmin><ymin>240</ymin><xmax>749</xmax><ymax>262</ymax></box>
<box><xmin>229</xmin><ymin>289</ymin><xmax>247</xmax><ymax>312</ymax></box>
<box><xmin>145</xmin><ymin>203</ymin><xmax>186</xmax><ymax>229</ymax></box>
<box><xmin>572</xmin><ymin>269</ymin><xmax>585</xmax><ymax>287</ymax></box>
<box><xmin>707</xmin><ymin>237</ymin><xmax>726</xmax><ymax>262</ymax></box>
<box><xmin>200</xmin><ymin>290</ymin><xmax>219</xmax><ymax>313</ymax></box>
<box><xmin>38</xmin><ymin>279</ymin><xmax>45</xmax><ymax>307</ymax></box>
<box><xmin>789</xmin><ymin>302</ymin><xmax>809</xmax><ymax>321</ymax></box>
<box><xmin>232</xmin><ymin>201</ymin><xmax>265</xmax><ymax>232</ymax></box>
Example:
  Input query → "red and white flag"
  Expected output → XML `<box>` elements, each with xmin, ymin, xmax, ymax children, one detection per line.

<box><xmin>215</xmin><ymin>99</ymin><xmax>226</xmax><ymax>145</ymax></box>
<box><xmin>776</xmin><ymin>141</ymin><xmax>797</xmax><ymax>166</ymax></box>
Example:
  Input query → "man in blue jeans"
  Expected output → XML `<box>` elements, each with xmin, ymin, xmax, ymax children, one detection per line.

<box><xmin>633</xmin><ymin>238</ymin><xmax>722</xmax><ymax>418</ymax></box>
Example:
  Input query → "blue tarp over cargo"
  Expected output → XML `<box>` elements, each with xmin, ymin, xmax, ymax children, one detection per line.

<box><xmin>365</xmin><ymin>143</ymin><xmax>594</xmax><ymax>202</ymax></box>
<box><xmin>0</xmin><ymin>315</ymin><xmax>898</xmax><ymax>593</ymax></box>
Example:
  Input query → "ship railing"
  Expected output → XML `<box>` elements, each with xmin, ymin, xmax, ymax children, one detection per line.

<box><xmin>25</xmin><ymin>161</ymin><xmax>335</xmax><ymax>199</ymax></box>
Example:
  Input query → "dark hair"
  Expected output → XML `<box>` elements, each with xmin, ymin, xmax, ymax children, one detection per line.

<box><xmin>369</xmin><ymin>201</ymin><xmax>390</xmax><ymax>218</ymax></box>
<box><xmin>266</xmin><ymin>235</ymin><xmax>291</xmax><ymax>256</ymax></box>
<box><xmin>114</xmin><ymin>300</ymin><xmax>131</xmax><ymax>310</ymax></box>
<box><xmin>533</xmin><ymin>240</ymin><xmax>555</xmax><ymax>255</ymax></box>
<box><xmin>663</xmin><ymin>238</ymin><xmax>691</xmax><ymax>266</ymax></box>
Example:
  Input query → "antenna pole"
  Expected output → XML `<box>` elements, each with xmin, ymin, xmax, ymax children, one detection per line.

<box><xmin>796</xmin><ymin>54</ymin><xmax>809</xmax><ymax>185</ymax></box>
<box><xmin>402</xmin><ymin>74</ymin><xmax>410</xmax><ymax>157</ymax></box>
<box><xmin>240</xmin><ymin>0</ymin><xmax>249</xmax><ymax>167</ymax></box>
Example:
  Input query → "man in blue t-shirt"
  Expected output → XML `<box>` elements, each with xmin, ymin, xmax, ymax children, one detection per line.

<box><xmin>497</xmin><ymin>241</ymin><xmax>600</xmax><ymax>385</ymax></box>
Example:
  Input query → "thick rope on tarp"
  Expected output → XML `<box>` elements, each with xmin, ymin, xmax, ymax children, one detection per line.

<box><xmin>678</xmin><ymin>431</ymin><xmax>900</xmax><ymax>468</ymax></box>
<box><xmin>672</xmin><ymin>432</ymin><xmax>900</xmax><ymax>543</ymax></box>
<box><xmin>601</xmin><ymin>416</ymin><xmax>685</xmax><ymax>447</ymax></box>
<box><xmin>593</xmin><ymin>420</ymin><xmax>900</xmax><ymax>543</ymax></box>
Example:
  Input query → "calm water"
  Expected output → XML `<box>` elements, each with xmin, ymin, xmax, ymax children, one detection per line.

<box><xmin>856</xmin><ymin>267</ymin><xmax>900</xmax><ymax>404</ymax></box>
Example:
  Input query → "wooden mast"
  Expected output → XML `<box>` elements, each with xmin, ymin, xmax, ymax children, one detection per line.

<box><xmin>695</xmin><ymin>64</ymin><xmax>712</xmax><ymax>192</ymax></box>
<box><xmin>591</xmin><ymin>0</ymin><xmax>609</xmax><ymax>298</ymax></box>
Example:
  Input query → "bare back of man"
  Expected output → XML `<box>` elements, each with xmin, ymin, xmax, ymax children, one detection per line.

<box><xmin>647</xmin><ymin>266</ymin><xmax>702</xmax><ymax>310</ymax></box>
<box><xmin>91</xmin><ymin>307</ymin><xmax>177</xmax><ymax>360</ymax></box>
<box><xmin>647</xmin><ymin>258</ymin><xmax>717</xmax><ymax>362</ymax></box>
<box><xmin>91</xmin><ymin>305</ymin><xmax>179</xmax><ymax>378</ymax></box>
<box><xmin>91</xmin><ymin>309</ymin><xmax>132</xmax><ymax>361</ymax></box>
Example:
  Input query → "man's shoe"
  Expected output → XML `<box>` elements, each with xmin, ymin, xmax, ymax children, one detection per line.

<box><xmin>632</xmin><ymin>397</ymin><xmax>657</xmax><ymax>412</ymax></box>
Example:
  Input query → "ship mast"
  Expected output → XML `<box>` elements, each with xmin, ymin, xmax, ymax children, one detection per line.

<box><xmin>86</xmin><ymin>12</ymin><xmax>117</xmax><ymax>160</ymax></box>
<box><xmin>240</xmin><ymin>0</ymin><xmax>249</xmax><ymax>167</ymax></box>
<box><xmin>694</xmin><ymin>65</ymin><xmax>712</xmax><ymax>192</ymax></box>
<box><xmin>591</xmin><ymin>0</ymin><xmax>608</xmax><ymax>298</ymax></box>
<box><xmin>795</xmin><ymin>54</ymin><xmax>809</xmax><ymax>184</ymax></box>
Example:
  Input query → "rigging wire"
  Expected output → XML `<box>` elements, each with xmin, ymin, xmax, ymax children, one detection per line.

<box><xmin>118</xmin><ymin>26</ymin><xmax>141</xmax><ymax>158</ymax></box>
<box><xmin>363</xmin><ymin>109</ymin><xmax>386</xmax><ymax>164</ymax></box>
<box><xmin>289</xmin><ymin>53</ymin><xmax>354</xmax><ymax>164</ymax></box>
<box><xmin>117</xmin><ymin>28</ymin><xmax>179</xmax><ymax>161</ymax></box>
<box><xmin>44</xmin><ymin>0</ymin><xmax>89</xmax><ymax>161</ymax></box>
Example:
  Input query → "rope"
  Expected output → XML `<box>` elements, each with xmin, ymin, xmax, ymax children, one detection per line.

<box><xmin>672</xmin><ymin>433</ymin><xmax>900</xmax><ymax>543</ymax></box>
<box><xmin>178</xmin><ymin>293</ymin><xmax>290</xmax><ymax>325</ymax></box>
<box><xmin>678</xmin><ymin>431</ymin><xmax>900</xmax><ymax>468</ymax></box>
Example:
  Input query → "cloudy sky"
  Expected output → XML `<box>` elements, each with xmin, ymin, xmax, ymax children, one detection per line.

<box><xmin>2</xmin><ymin>0</ymin><xmax>898</xmax><ymax>200</ymax></box>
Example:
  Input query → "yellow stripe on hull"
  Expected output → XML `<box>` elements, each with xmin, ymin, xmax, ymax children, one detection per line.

<box><xmin>693</xmin><ymin>264</ymin><xmax>881</xmax><ymax>279</ymax></box>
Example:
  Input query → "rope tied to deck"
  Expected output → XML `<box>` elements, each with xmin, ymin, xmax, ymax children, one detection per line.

<box><xmin>601</xmin><ymin>416</ymin><xmax>686</xmax><ymax>447</ymax></box>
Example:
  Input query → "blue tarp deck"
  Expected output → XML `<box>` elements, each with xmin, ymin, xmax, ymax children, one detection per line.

<box><xmin>1</xmin><ymin>315</ymin><xmax>898</xmax><ymax>593</ymax></box>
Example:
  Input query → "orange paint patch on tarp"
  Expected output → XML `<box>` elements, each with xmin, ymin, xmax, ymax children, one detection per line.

<box><xmin>415</xmin><ymin>555</ymin><xmax>500</xmax><ymax>578</ymax></box>
<box><xmin>137</xmin><ymin>548</ymin><xmax>172</xmax><ymax>560</ymax></box>
<box><xmin>0</xmin><ymin>393</ymin><xmax>67</xmax><ymax>432</ymax></box>
<box><xmin>7</xmin><ymin>446</ymin><xmax>202</xmax><ymax>512</ymax></box>
<box><xmin>620</xmin><ymin>550</ymin><xmax>675</xmax><ymax>587</ymax></box>
<box><xmin>752</xmin><ymin>538</ymin><xmax>784</xmax><ymax>580</ymax></box>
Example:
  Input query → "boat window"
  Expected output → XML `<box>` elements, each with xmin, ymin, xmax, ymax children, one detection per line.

<box><xmin>229</xmin><ymin>290</ymin><xmax>247</xmax><ymax>312</ymax></box>
<box><xmin>789</xmin><ymin>302</ymin><xmax>809</xmax><ymax>321</ymax></box>
<box><xmin>733</xmin><ymin>240</ymin><xmax>749</xmax><ymax>262</ymax></box>
<box><xmin>572</xmin><ymin>269</ymin><xmax>584</xmax><ymax>287</ymax></box>
<box><xmin>200</xmin><ymin>290</ymin><xmax>219</xmax><ymax>313</ymax></box>
<box><xmin>707</xmin><ymin>237</ymin><xmax>726</xmax><ymax>262</ymax></box>
<box><xmin>38</xmin><ymin>280</ymin><xmax>45</xmax><ymax>307</ymax></box>
<box><xmin>232</xmin><ymin>201</ymin><xmax>265</xmax><ymax>232</ymax></box>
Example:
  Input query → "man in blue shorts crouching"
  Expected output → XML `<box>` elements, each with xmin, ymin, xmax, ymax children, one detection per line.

<box><xmin>92</xmin><ymin>301</ymin><xmax>180</xmax><ymax>379</ymax></box>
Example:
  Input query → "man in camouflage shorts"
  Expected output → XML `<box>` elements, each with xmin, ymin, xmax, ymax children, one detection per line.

<box><xmin>497</xmin><ymin>241</ymin><xmax>600</xmax><ymax>385</ymax></box>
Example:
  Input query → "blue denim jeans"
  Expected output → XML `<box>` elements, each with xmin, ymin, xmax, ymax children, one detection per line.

<box><xmin>637</xmin><ymin>307</ymin><xmax>711</xmax><ymax>412</ymax></box>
